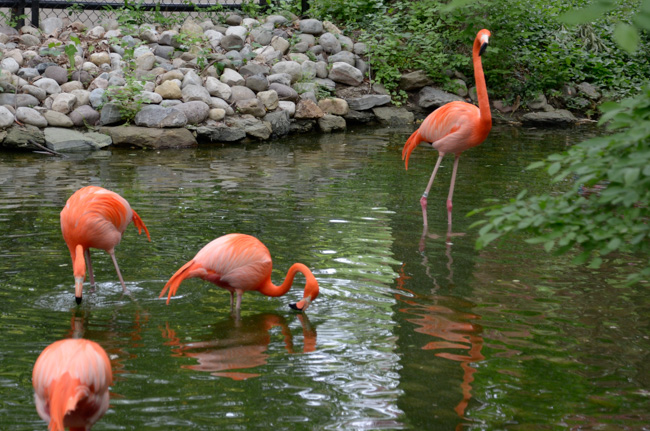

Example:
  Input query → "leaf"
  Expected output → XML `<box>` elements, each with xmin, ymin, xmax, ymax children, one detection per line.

<box><xmin>527</xmin><ymin>161</ymin><xmax>546</xmax><ymax>170</ymax></box>
<box><xmin>613</xmin><ymin>23</ymin><xmax>639</xmax><ymax>53</ymax></box>
<box><xmin>588</xmin><ymin>257</ymin><xmax>603</xmax><ymax>269</ymax></box>
<box><xmin>624</xmin><ymin>167</ymin><xmax>640</xmax><ymax>185</ymax></box>
<box><xmin>548</xmin><ymin>162</ymin><xmax>561</xmax><ymax>176</ymax></box>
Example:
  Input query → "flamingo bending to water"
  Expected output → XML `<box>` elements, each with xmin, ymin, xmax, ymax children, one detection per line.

<box><xmin>403</xmin><ymin>29</ymin><xmax>492</xmax><ymax>229</ymax></box>
<box><xmin>61</xmin><ymin>186</ymin><xmax>151</xmax><ymax>304</ymax></box>
<box><xmin>160</xmin><ymin>233</ymin><xmax>319</xmax><ymax>312</ymax></box>
<box><xmin>32</xmin><ymin>338</ymin><xmax>112</xmax><ymax>431</ymax></box>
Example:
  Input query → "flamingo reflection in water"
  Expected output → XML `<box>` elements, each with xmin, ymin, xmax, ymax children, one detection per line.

<box><xmin>395</xmin><ymin>264</ymin><xmax>484</xmax><ymax>422</ymax></box>
<box><xmin>161</xmin><ymin>313</ymin><xmax>316</xmax><ymax>380</ymax></box>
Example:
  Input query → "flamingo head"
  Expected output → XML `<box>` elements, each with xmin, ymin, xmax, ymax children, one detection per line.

<box><xmin>73</xmin><ymin>244</ymin><xmax>86</xmax><ymax>304</ymax></box>
<box><xmin>75</xmin><ymin>277</ymin><xmax>84</xmax><ymax>304</ymax></box>
<box><xmin>477</xmin><ymin>29</ymin><xmax>491</xmax><ymax>56</ymax></box>
<box><xmin>289</xmin><ymin>272</ymin><xmax>320</xmax><ymax>312</ymax></box>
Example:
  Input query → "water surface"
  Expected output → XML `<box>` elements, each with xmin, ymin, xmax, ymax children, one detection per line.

<box><xmin>1</xmin><ymin>125</ymin><xmax>648</xmax><ymax>430</ymax></box>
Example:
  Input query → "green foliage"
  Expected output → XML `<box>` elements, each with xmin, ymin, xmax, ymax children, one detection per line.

<box><xmin>471</xmin><ymin>87</ymin><xmax>650</xmax><ymax>283</ymax></box>
<box><xmin>174</xmin><ymin>32</ymin><xmax>212</xmax><ymax>70</ymax></box>
<box><xmin>0</xmin><ymin>11</ymin><xmax>27</xmax><ymax>28</ymax></box>
<box><xmin>104</xmin><ymin>43</ymin><xmax>147</xmax><ymax>124</ymax></box>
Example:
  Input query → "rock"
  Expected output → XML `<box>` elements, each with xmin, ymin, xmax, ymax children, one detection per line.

<box><xmin>268</xmin><ymin>73</ymin><xmax>292</xmax><ymax>87</ymax></box>
<box><xmin>227</xmin><ymin>116</ymin><xmax>272</xmax><ymax>139</ymax></box>
<box><xmin>257</xmin><ymin>90</ymin><xmax>279</xmax><ymax>110</ymax></box>
<box><xmin>181</xmin><ymin>18</ymin><xmax>203</xmax><ymax>38</ymax></box>
<box><xmin>17</xmin><ymin>67</ymin><xmax>40</xmax><ymax>80</ymax></box>
<box><xmin>172</xmin><ymin>101</ymin><xmax>209</xmax><ymax>124</ymax></box>
<box><xmin>220</xmin><ymin>68</ymin><xmax>245</xmax><ymax>86</ymax></box>
<box><xmin>528</xmin><ymin>93</ymin><xmax>551</xmax><ymax>111</ymax></box>
<box><xmin>40</xmin><ymin>17</ymin><xmax>63</xmax><ymax>35</ymax></box>
<box><xmin>193</xmin><ymin>124</ymin><xmax>246</xmax><ymax>142</ymax></box>
<box><xmin>135</xmin><ymin>105</ymin><xmax>188</xmax><ymax>128</ymax></box>
<box><xmin>136</xmin><ymin>91</ymin><xmax>163</xmax><ymax>104</ymax></box>
<box><xmin>492</xmin><ymin>100</ymin><xmax>513</xmax><ymax>114</ymax></box>
<box><xmin>90</xmin><ymin>52</ymin><xmax>111</xmax><ymax>66</ymax></box>
<box><xmin>44</xmin><ymin>127</ymin><xmax>110</xmax><ymax>151</ymax></box>
<box><xmin>0</xmin><ymin>93</ymin><xmax>40</xmax><ymax>107</ymax></box>
<box><xmin>263</xmin><ymin>109</ymin><xmax>290</xmax><ymax>137</ymax></box>
<box><xmin>344</xmin><ymin>109</ymin><xmax>376</xmax><ymax>123</ymax></box>
<box><xmin>290</xmin><ymin>119</ymin><xmax>316</xmax><ymax>134</ymax></box>
<box><xmin>328</xmin><ymin>62</ymin><xmax>363</xmax><ymax>86</ymax></box>
<box><xmin>2</xmin><ymin>124</ymin><xmax>44</xmax><ymax>150</ymax></box>
<box><xmin>220</xmin><ymin>34</ymin><xmax>244</xmax><ymax>51</ymax></box>
<box><xmin>320</xmin><ymin>33</ymin><xmax>342</xmax><ymax>55</ymax></box>
<box><xmin>205</xmin><ymin>77</ymin><xmax>232</xmax><ymax>100</ymax></box>
<box><xmin>345</xmin><ymin>94</ymin><xmax>391</xmax><ymax>111</ymax></box>
<box><xmin>450</xmin><ymin>78</ymin><xmax>468</xmax><ymax>97</ymax></box>
<box><xmin>89</xmin><ymin>88</ymin><xmax>106</xmax><ymax>108</ymax></box>
<box><xmin>1</xmin><ymin>58</ymin><xmax>19</xmax><ymax>74</ymax></box>
<box><xmin>521</xmin><ymin>110</ymin><xmax>578</xmax><ymax>127</ymax></box>
<box><xmin>51</xmin><ymin>93</ymin><xmax>77</xmax><ymax>114</ymax></box>
<box><xmin>266</xmin><ymin>15</ymin><xmax>288</xmax><ymax>26</ymax></box>
<box><xmin>98</xmin><ymin>102</ymin><xmax>123</xmax><ymax>125</ymax></box>
<box><xmin>21</xmin><ymin>85</ymin><xmax>47</xmax><ymax>101</ymax></box>
<box><xmin>299</xmin><ymin>19</ymin><xmax>323</xmax><ymax>35</ymax></box>
<box><xmin>135</xmin><ymin>52</ymin><xmax>156</xmax><ymax>70</ymax></box>
<box><xmin>161</xmin><ymin>70</ymin><xmax>184</xmax><ymax>82</ymax></box>
<box><xmin>0</xmin><ymin>106</ymin><xmax>14</xmax><ymax>128</ymax></box>
<box><xmin>16</xmin><ymin>107</ymin><xmax>47</xmax><ymax>127</ymax></box>
<box><xmin>225</xmin><ymin>13</ymin><xmax>243</xmax><ymax>26</ymax></box>
<box><xmin>270</xmin><ymin>36</ymin><xmax>290</xmax><ymax>54</ymax></box>
<box><xmin>328</xmin><ymin>51</ymin><xmax>355</xmax><ymax>66</ymax></box>
<box><xmin>323</xmin><ymin>21</ymin><xmax>342</xmax><ymax>35</ymax></box>
<box><xmin>269</xmin><ymin>83</ymin><xmax>298</xmax><ymax>102</ymax></box>
<box><xmin>271</xmin><ymin>61</ymin><xmax>302</xmax><ymax>83</ymax></box>
<box><xmin>230</xmin><ymin>85</ymin><xmax>257</xmax><ymax>103</ymax></box>
<box><xmin>278</xmin><ymin>101</ymin><xmax>296</xmax><ymax>117</ymax></box>
<box><xmin>100</xmin><ymin>126</ymin><xmax>197</xmax><ymax>148</ymax></box>
<box><xmin>318</xmin><ymin>114</ymin><xmax>346</xmax><ymax>132</ymax></box>
<box><xmin>577</xmin><ymin>82</ymin><xmax>600</xmax><ymax>100</ymax></box>
<box><xmin>372</xmin><ymin>106</ymin><xmax>415</xmax><ymax>125</ymax></box>
<box><xmin>209</xmin><ymin>108</ymin><xmax>226</xmax><ymax>121</ymax></box>
<box><xmin>239</xmin><ymin>62</ymin><xmax>270</xmax><ymax>78</ymax></box>
<box><xmin>20</xmin><ymin>34</ymin><xmax>40</xmax><ymax>47</ymax></box>
<box><xmin>181</xmin><ymin>70</ymin><xmax>202</xmax><ymax>88</ymax></box>
<box><xmin>245</xmin><ymin>74</ymin><xmax>269</xmax><ymax>92</ymax></box>
<box><xmin>353</xmin><ymin>42</ymin><xmax>367</xmax><ymax>55</ymax></box>
<box><xmin>417</xmin><ymin>86</ymin><xmax>464</xmax><ymax>109</ymax></box>
<box><xmin>60</xmin><ymin>81</ymin><xmax>83</xmax><ymax>93</ymax></box>
<box><xmin>155</xmin><ymin>80</ymin><xmax>182</xmax><ymax>99</ymax></box>
<box><xmin>44</xmin><ymin>65</ymin><xmax>68</xmax><ymax>85</ymax></box>
<box><xmin>339</xmin><ymin>35</ymin><xmax>354</xmax><ymax>51</ymax></box>
<box><xmin>69</xmin><ymin>105</ymin><xmax>100</xmax><ymax>127</ymax></box>
<box><xmin>210</xmin><ymin>97</ymin><xmax>235</xmax><ymax>115</ymax></box>
<box><xmin>295</xmin><ymin>99</ymin><xmax>324</xmax><ymax>119</ymax></box>
<box><xmin>399</xmin><ymin>70</ymin><xmax>434</xmax><ymax>91</ymax></box>
<box><xmin>236</xmin><ymin>98</ymin><xmax>266</xmax><ymax>117</ymax></box>
<box><xmin>318</xmin><ymin>98</ymin><xmax>349</xmax><ymax>116</ymax></box>
<box><xmin>251</xmin><ymin>27</ymin><xmax>273</xmax><ymax>45</ymax></box>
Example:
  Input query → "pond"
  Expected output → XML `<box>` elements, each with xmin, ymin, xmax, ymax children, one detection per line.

<box><xmin>1</xmin><ymin>124</ymin><xmax>648</xmax><ymax>430</ymax></box>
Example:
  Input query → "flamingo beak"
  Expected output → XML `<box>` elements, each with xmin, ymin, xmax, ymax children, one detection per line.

<box><xmin>75</xmin><ymin>277</ymin><xmax>83</xmax><ymax>304</ymax></box>
<box><xmin>479</xmin><ymin>35</ymin><xmax>489</xmax><ymax>57</ymax></box>
<box><xmin>289</xmin><ymin>296</ymin><xmax>312</xmax><ymax>312</ymax></box>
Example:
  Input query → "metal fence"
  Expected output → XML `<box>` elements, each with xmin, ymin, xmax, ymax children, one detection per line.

<box><xmin>0</xmin><ymin>0</ymin><xmax>272</xmax><ymax>30</ymax></box>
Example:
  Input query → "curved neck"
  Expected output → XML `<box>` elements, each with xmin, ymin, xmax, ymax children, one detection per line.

<box><xmin>258</xmin><ymin>263</ymin><xmax>314</xmax><ymax>298</ymax></box>
<box><xmin>472</xmin><ymin>38</ymin><xmax>491</xmax><ymax>128</ymax></box>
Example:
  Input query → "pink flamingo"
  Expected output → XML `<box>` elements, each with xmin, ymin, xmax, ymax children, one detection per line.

<box><xmin>160</xmin><ymin>233</ymin><xmax>320</xmax><ymax>312</ymax></box>
<box><xmin>60</xmin><ymin>186</ymin><xmax>151</xmax><ymax>304</ymax></box>
<box><xmin>32</xmin><ymin>338</ymin><xmax>112</xmax><ymax>431</ymax></box>
<box><xmin>402</xmin><ymin>29</ymin><xmax>492</xmax><ymax>229</ymax></box>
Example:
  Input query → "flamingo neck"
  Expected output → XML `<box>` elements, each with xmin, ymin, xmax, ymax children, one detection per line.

<box><xmin>73</xmin><ymin>244</ymin><xmax>86</xmax><ymax>279</ymax></box>
<box><xmin>258</xmin><ymin>263</ymin><xmax>314</xmax><ymax>298</ymax></box>
<box><xmin>472</xmin><ymin>40</ymin><xmax>491</xmax><ymax>130</ymax></box>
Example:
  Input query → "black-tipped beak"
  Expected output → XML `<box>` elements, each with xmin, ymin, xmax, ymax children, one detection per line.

<box><xmin>75</xmin><ymin>296</ymin><xmax>82</xmax><ymax>305</ymax></box>
<box><xmin>479</xmin><ymin>42</ymin><xmax>488</xmax><ymax>57</ymax></box>
<box><xmin>289</xmin><ymin>303</ymin><xmax>302</xmax><ymax>311</ymax></box>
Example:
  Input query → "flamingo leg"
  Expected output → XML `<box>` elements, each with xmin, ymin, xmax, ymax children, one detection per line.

<box><xmin>235</xmin><ymin>290</ymin><xmax>243</xmax><ymax>312</ymax></box>
<box><xmin>229</xmin><ymin>291</ymin><xmax>235</xmax><ymax>310</ymax></box>
<box><xmin>108</xmin><ymin>251</ymin><xmax>127</xmax><ymax>292</ymax></box>
<box><xmin>446</xmin><ymin>154</ymin><xmax>461</xmax><ymax>235</ymax></box>
<box><xmin>85</xmin><ymin>249</ymin><xmax>95</xmax><ymax>287</ymax></box>
<box><xmin>420</xmin><ymin>152</ymin><xmax>445</xmax><ymax>228</ymax></box>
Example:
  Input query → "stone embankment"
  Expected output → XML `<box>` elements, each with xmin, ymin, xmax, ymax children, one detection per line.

<box><xmin>0</xmin><ymin>14</ymin><xmax>598</xmax><ymax>152</ymax></box>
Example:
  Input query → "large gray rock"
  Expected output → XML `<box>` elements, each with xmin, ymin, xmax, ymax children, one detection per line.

<box><xmin>270</xmin><ymin>61</ymin><xmax>302</xmax><ymax>83</ymax></box>
<box><xmin>69</xmin><ymin>105</ymin><xmax>100</xmax><ymax>127</ymax></box>
<box><xmin>263</xmin><ymin>109</ymin><xmax>290</xmax><ymax>137</ymax></box>
<box><xmin>205</xmin><ymin>77</ymin><xmax>232</xmax><ymax>100</ymax></box>
<box><xmin>251</xmin><ymin>27</ymin><xmax>273</xmax><ymax>45</ymax></box>
<box><xmin>0</xmin><ymin>93</ymin><xmax>40</xmax><ymax>107</ymax></box>
<box><xmin>44</xmin><ymin>65</ymin><xmax>68</xmax><ymax>85</ymax></box>
<box><xmin>299</xmin><ymin>19</ymin><xmax>323</xmax><ymax>35</ymax></box>
<box><xmin>269</xmin><ymin>83</ymin><xmax>298</xmax><ymax>102</ymax></box>
<box><xmin>228</xmin><ymin>116</ymin><xmax>272</xmax><ymax>140</ymax></box>
<box><xmin>1</xmin><ymin>124</ymin><xmax>45</xmax><ymax>150</ymax></box>
<box><xmin>134</xmin><ymin>105</ymin><xmax>188</xmax><ymax>128</ymax></box>
<box><xmin>0</xmin><ymin>106</ymin><xmax>15</xmax><ymax>127</ymax></box>
<box><xmin>34</xmin><ymin>78</ymin><xmax>61</xmax><ymax>95</ymax></box>
<box><xmin>40</xmin><ymin>17</ymin><xmax>64</xmax><ymax>35</ymax></box>
<box><xmin>98</xmin><ymin>102</ymin><xmax>123</xmax><ymax>125</ymax></box>
<box><xmin>344</xmin><ymin>109</ymin><xmax>376</xmax><ymax>123</ymax></box>
<box><xmin>239</xmin><ymin>62</ymin><xmax>270</xmax><ymax>78</ymax></box>
<box><xmin>372</xmin><ymin>107</ymin><xmax>414</xmax><ymax>125</ymax></box>
<box><xmin>318</xmin><ymin>114</ymin><xmax>346</xmax><ymax>132</ymax></box>
<box><xmin>42</xmin><ymin>110</ymin><xmax>74</xmax><ymax>127</ymax></box>
<box><xmin>521</xmin><ymin>110</ymin><xmax>578</xmax><ymax>127</ymax></box>
<box><xmin>220</xmin><ymin>68</ymin><xmax>245</xmax><ymax>86</ymax></box>
<box><xmin>44</xmin><ymin>127</ymin><xmax>111</xmax><ymax>151</ymax></box>
<box><xmin>328</xmin><ymin>62</ymin><xmax>363</xmax><ymax>86</ymax></box>
<box><xmin>400</xmin><ymin>70</ymin><xmax>434</xmax><ymax>91</ymax></box>
<box><xmin>417</xmin><ymin>86</ymin><xmax>464</xmax><ymax>109</ymax></box>
<box><xmin>577</xmin><ymin>82</ymin><xmax>600</xmax><ymax>100</ymax></box>
<box><xmin>319</xmin><ymin>32</ymin><xmax>341</xmax><ymax>54</ymax></box>
<box><xmin>16</xmin><ymin>107</ymin><xmax>48</xmax><ymax>127</ymax></box>
<box><xmin>193</xmin><ymin>124</ymin><xmax>246</xmax><ymax>142</ymax></box>
<box><xmin>229</xmin><ymin>85</ymin><xmax>257</xmax><ymax>103</ymax></box>
<box><xmin>245</xmin><ymin>74</ymin><xmax>269</xmax><ymax>92</ymax></box>
<box><xmin>267</xmin><ymin>73</ymin><xmax>292</xmax><ymax>87</ymax></box>
<box><xmin>220</xmin><ymin>34</ymin><xmax>244</xmax><ymax>51</ymax></box>
<box><xmin>327</xmin><ymin>51</ymin><xmax>355</xmax><ymax>66</ymax></box>
<box><xmin>181</xmin><ymin>85</ymin><xmax>212</xmax><ymax>105</ymax></box>
<box><xmin>295</xmin><ymin>99</ymin><xmax>324</xmax><ymax>119</ymax></box>
<box><xmin>21</xmin><ymin>85</ymin><xmax>47</xmax><ymax>101</ymax></box>
<box><xmin>172</xmin><ymin>101</ymin><xmax>210</xmax><ymax>125</ymax></box>
<box><xmin>235</xmin><ymin>99</ymin><xmax>266</xmax><ymax>117</ymax></box>
<box><xmin>346</xmin><ymin>95</ymin><xmax>391</xmax><ymax>111</ymax></box>
<box><xmin>100</xmin><ymin>126</ymin><xmax>197</xmax><ymax>148</ymax></box>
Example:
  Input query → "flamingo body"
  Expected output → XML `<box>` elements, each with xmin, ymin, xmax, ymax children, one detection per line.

<box><xmin>402</xmin><ymin>29</ymin><xmax>492</xmax><ymax>228</ymax></box>
<box><xmin>160</xmin><ymin>233</ymin><xmax>319</xmax><ymax>312</ymax></box>
<box><xmin>32</xmin><ymin>338</ymin><xmax>112</xmax><ymax>431</ymax></box>
<box><xmin>61</xmin><ymin>186</ymin><xmax>150</xmax><ymax>303</ymax></box>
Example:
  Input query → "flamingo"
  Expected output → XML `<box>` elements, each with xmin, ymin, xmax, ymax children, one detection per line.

<box><xmin>402</xmin><ymin>29</ymin><xmax>492</xmax><ymax>229</ymax></box>
<box><xmin>160</xmin><ymin>233</ymin><xmax>319</xmax><ymax>312</ymax></box>
<box><xmin>32</xmin><ymin>338</ymin><xmax>112</xmax><ymax>431</ymax></box>
<box><xmin>61</xmin><ymin>186</ymin><xmax>151</xmax><ymax>304</ymax></box>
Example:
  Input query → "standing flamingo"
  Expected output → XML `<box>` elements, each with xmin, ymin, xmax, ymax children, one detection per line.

<box><xmin>61</xmin><ymin>186</ymin><xmax>151</xmax><ymax>304</ymax></box>
<box><xmin>403</xmin><ymin>29</ymin><xmax>492</xmax><ymax>229</ymax></box>
<box><xmin>33</xmin><ymin>338</ymin><xmax>112</xmax><ymax>431</ymax></box>
<box><xmin>160</xmin><ymin>233</ymin><xmax>319</xmax><ymax>312</ymax></box>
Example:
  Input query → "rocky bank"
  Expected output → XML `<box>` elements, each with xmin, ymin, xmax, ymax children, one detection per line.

<box><xmin>0</xmin><ymin>13</ymin><xmax>597</xmax><ymax>152</ymax></box>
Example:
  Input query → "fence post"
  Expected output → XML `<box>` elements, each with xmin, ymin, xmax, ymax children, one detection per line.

<box><xmin>10</xmin><ymin>0</ymin><xmax>26</xmax><ymax>29</ymax></box>
<box><xmin>31</xmin><ymin>0</ymin><xmax>39</xmax><ymax>28</ymax></box>
<box><xmin>301</xmin><ymin>0</ymin><xmax>309</xmax><ymax>15</ymax></box>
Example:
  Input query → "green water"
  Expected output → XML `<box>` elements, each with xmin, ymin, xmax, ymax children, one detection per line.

<box><xmin>1</xmin><ymin>125</ymin><xmax>648</xmax><ymax>430</ymax></box>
